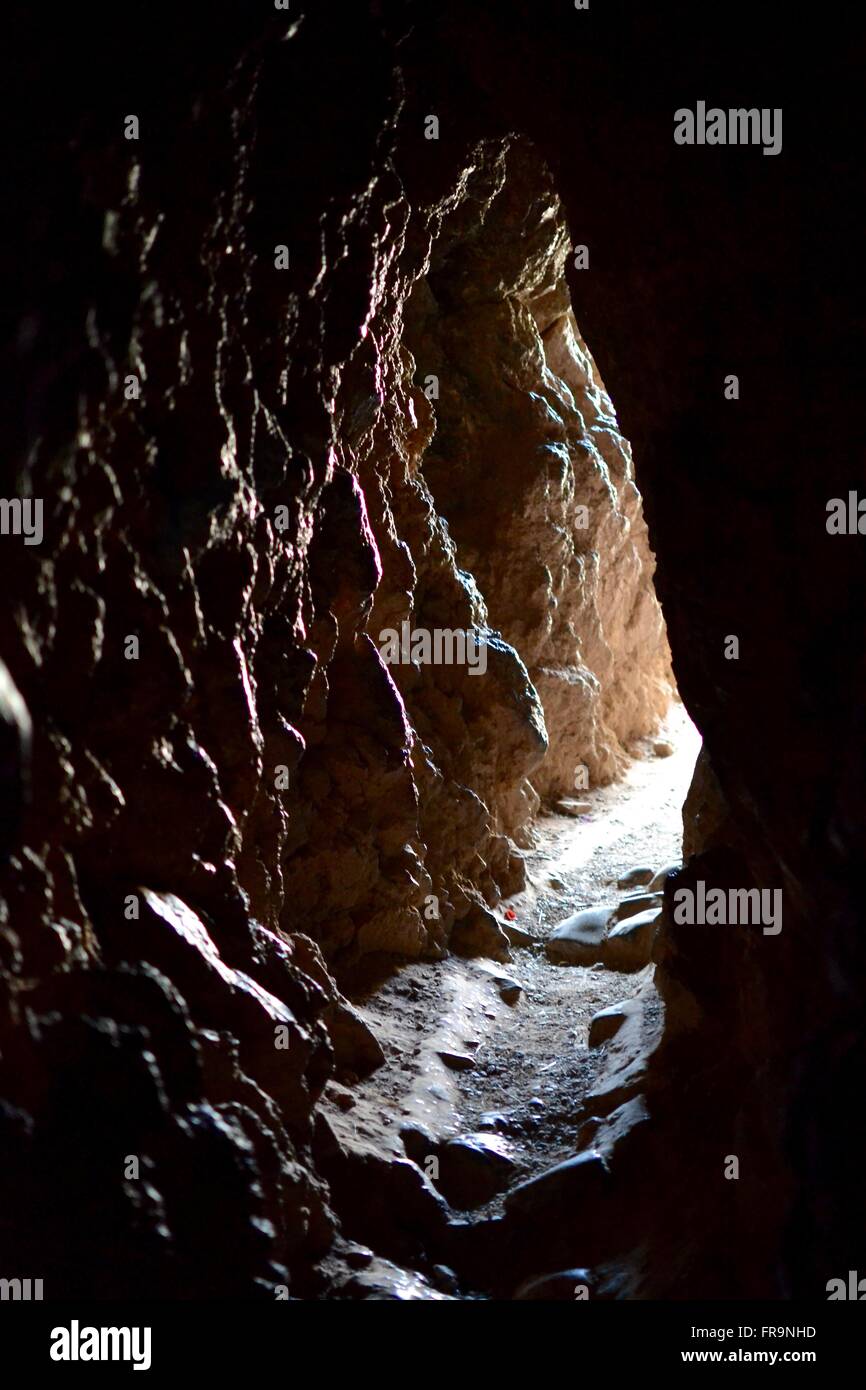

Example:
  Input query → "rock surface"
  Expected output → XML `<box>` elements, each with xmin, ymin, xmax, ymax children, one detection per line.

<box><xmin>1</xmin><ymin>0</ymin><xmax>857</xmax><ymax>1305</ymax></box>
<box><xmin>403</xmin><ymin>142</ymin><xmax>673</xmax><ymax>807</ymax></box>
<box><xmin>603</xmin><ymin>908</ymin><xmax>662</xmax><ymax>972</ymax></box>
<box><xmin>614</xmin><ymin>892</ymin><xmax>661</xmax><ymax>922</ymax></box>
<box><xmin>545</xmin><ymin>906</ymin><xmax>614</xmax><ymax>965</ymax></box>
<box><xmin>436</xmin><ymin>1133</ymin><xmax>517</xmax><ymax>1209</ymax></box>
<box><xmin>616</xmin><ymin>866</ymin><xmax>656</xmax><ymax>890</ymax></box>
<box><xmin>588</xmin><ymin>999</ymin><xmax>641</xmax><ymax>1048</ymax></box>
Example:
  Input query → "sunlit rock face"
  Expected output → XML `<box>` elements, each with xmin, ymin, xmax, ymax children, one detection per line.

<box><xmin>278</xmin><ymin>135</ymin><xmax>672</xmax><ymax>964</ymax></box>
<box><xmin>403</xmin><ymin>139</ymin><xmax>673</xmax><ymax>803</ymax></box>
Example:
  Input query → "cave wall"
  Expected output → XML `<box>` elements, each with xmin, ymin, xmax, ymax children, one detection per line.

<box><xmin>1</xmin><ymin>0</ymin><xmax>862</xmax><ymax>1299</ymax></box>
<box><xmin>402</xmin><ymin>139</ymin><xmax>672</xmax><ymax>802</ymax></box>
<box><xmin>0</xmin><ymin>1</ymin><xmax>669</xmax><ymax>1296</ymax></box>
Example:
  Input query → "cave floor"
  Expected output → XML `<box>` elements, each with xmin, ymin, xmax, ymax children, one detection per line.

<box><xmin>326</xmin><ymin>703</ymin><xmax>701</xmax><ymax>1269</ymax></box>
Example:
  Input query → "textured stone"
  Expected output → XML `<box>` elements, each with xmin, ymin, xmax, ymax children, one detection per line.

<box><xmin>554</xmin><ymin>799</ymin><xmax>592</xmax><ymax>816</ymax></box>
<box><xmin>403</xmin><ymin>142</ymin><xmax>673</xmax><ymax>806</ymax></box>
<box><xmin>1</xmin><ymin>0</ymin><xmax>853</xmax><ymax>1307</ymax></box>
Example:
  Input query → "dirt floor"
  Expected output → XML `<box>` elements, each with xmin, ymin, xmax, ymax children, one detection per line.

<box><xmin>328</xmin><ymin>702</ymin><xmax>702</xmax><ymax>1225</ymax></box>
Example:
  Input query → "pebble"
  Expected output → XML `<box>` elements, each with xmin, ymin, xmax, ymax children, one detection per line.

<box><xmin>438</xmin><ymin>1050</ymin><xmax>476</xmax><ymax>1071</ymax></box>
<box><xmin>496</xmin><ymin>977</ymin><xmax>523</xmax><ymax>1005</ymax></box>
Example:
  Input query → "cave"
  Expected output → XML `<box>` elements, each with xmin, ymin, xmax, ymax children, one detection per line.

<box><xmin>1</xmin><ymin>0</ymin><xmax>863</xmax><ymax>1342</ymax></box>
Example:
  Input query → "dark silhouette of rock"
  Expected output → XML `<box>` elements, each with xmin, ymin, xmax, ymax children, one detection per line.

<box><xmin>0</xmin><ymin>660</ymin><xmax>30</xmax><ymax>863</ymax></box>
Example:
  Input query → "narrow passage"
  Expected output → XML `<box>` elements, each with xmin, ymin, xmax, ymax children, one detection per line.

<box><xmin>330</xmin><ymin>704</ymin><xmax>701</xmax><ymax>1258</ymax></box>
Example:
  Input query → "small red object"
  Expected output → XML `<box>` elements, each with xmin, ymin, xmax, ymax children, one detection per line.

<box><xmin>505</xmin><ymin>908</ymin><xmax>516</xmax><ymax>920</ymax></box>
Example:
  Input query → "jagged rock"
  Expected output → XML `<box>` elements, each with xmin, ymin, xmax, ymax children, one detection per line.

<box><xmin>324</xmin><ymin>1082</ymin><xmax>357</xmax><ymax>1112</ymax></box>
<box><xmin>545</xmin><ymin>905</ymin><xmax>613</xmax><ymax>965</ymax></box>
<box><xmin>431</xmin><ymin>1264</ymin><xmax>460</xmax><ymax>1294</ymax></box>
<box><xmin>404</xmin><ymin>141</ymin><xmax>673</xmax><ymax>807</ymax></box>
<box><xmin>98</xmin><ymin>890</ymin><xmax>321</xmax><ymax>1124</ymax></box>
<box><xmin>603</xmin><ymin>907</ymin><xmax>662</xmax><ymax>972</ymax></box>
